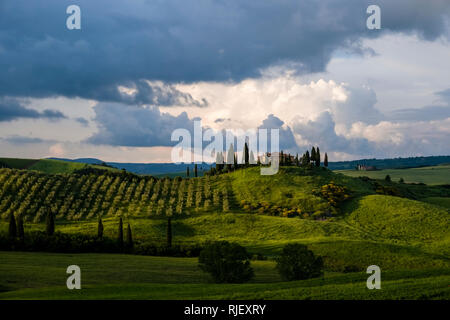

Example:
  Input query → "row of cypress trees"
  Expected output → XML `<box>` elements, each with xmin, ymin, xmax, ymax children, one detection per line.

<box><xmin>299</xmin><ymin>147</ymin><xmax>328</xmax><ymax>168</ymax></box>
<box><xmin>8</xmin><ymin>210</ymin><xmax>173</xmax><ymax>251</ymax></box>
<box><xmin>113</xmin><ymin>216</ymin><xmax>173</xmax><ymax>249</ymax></box>
<box><xmin>8</xmin><ymin>210</ymin><xmax>54</xmax><ymax>240</ymax></box>
<box><xmin>186</xmin><ymin>164</ymin><xmax>199</xmax><ymax>177</ymax></box>
<box><xmin>8</xmin><ymin>209</ymin><xmax>58</xmax><ymax>240</ymax></box>
<box><xmin>8</xmin><ymin>212</ymin><xmax>24</xmax><ymax>239</ymax></box>
<box><xmin>209</xmin><ymin>144</ymin><xmax>330</xmax><ymax>174</ymax></box>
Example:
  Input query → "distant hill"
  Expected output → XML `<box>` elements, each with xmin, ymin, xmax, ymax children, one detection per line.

<box><xmin>47</xmin><ymin>155</ymin><xmax>450</xmax><ymax>175</ymax></box>
<box><xmin>49</xmin><ymin>158</ymin><xmax>213</xmax><ymax>175</ymax></box>
<box><xmin>327</xmin><ymin>155</ymin><xmax>450</xmax><ymax>170</ymax></box>
<box><xmin>50</xmin><ymin>157</ymin><xmax>105</xmax><ymax>165</ymax></box>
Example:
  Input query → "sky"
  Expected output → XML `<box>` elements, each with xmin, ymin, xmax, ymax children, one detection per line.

<box><xmin>0</xmin><ymin>0</ymin><xmax>449</xmax><ymax>163</ymax></box>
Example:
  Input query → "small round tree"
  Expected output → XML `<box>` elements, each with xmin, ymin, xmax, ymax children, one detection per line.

<box><xmin>198</xmin><ymin>241</ymin><xmax>254</xmax><ymax>283</ymax></box>
<box><xmin>276</xmin><ymin>243</ymin><xmax>324</xmax><ymax>281</ymax></box>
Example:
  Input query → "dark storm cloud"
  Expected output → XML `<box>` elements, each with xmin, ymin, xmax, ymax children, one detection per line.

<box><xmin>0</xmin><ymin>97</ymin><xmax>66</xmax><ymax>121</ymax></box>
<box><xmin>86</xmin><ymin>103</ymin><xmax>196</xmax><ymax>147</ymax></box>
<box><xmin>1</xmin><ymin>0</ymin><xmax>449</xmax><ymax>103</ymax></box>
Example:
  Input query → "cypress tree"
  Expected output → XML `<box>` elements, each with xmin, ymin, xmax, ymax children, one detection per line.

<box><xmin>126</xmin><ymin>223</ymin><xmax>133</xmax><ymax>250</ymax></box>
<box><xmin>295</xmin><ymin>154</ymin><xmax>299</xmax><ymax>166</ymax></box>
<box><xmin>217</xmin><ymin>152</ymin><xmax>224</xmax><ymax>171</ymax></box>
<box><xmin>280</xmin><ymin>150</ymin><xmax>284</xmax><ymax>166</ymax></box>
<box><xmin>118</xmin><ymin>217</ymin><xmax>124</xmax><ymax>248</ymax></box>
<box><xmin>17</xmin><ymin>214</ymin><xmax>24</xmax><ymax>239</ymax></box>
<box><xmin>324</xmin><ymin>153</ymin><xmax>329</xmax><ymax>167</ymax></box>
<box><xmin>234</xmin><ymin>154</ymin><xmax>238</xmax><ymax>169</ymax></box>
<box><xmin>194</xmin><ymin>164</ymin><xmax>198</xmax><ymax>177</ymax></box>
<box><xmin>244</xmin><ymin>143</ymin><xmax>249</xmax><ymax>166</ymax></box>
<box><xmin>167</xmin><ymin>217</ymin><xmax>172</xmax><ymax>248</ymax></box>
<box><xmin>98</xmin><ymin>216</ymin><xmax>104</xmax><ymax>239</ymax></box>
<box><xmin>305</xmin><ymin>150</ymin><xmax>310</xmax><ymax>163</ymax></box>
<box><xmin>8</xmin><ymin>212</ymin><xmax>17</xmax><ymax>239</ymax></box>
<box><xmin>45</xmin><ymin>209</ymin><xmax>55</xmax><ymax>236</ymax></box>
<box><xmin>186</xmin><ymin>166</ymin><xmax>190</xmax><ymax>177</ymax></box>
<box><xmin>316</xmin><ymin>147</ymin><xmax>321</xmax><ymax>167</ymax></box>
<box><xmin>311</xmin><ymin>147</ymin><xmax>316</xmax><ymax>164</ymax></box>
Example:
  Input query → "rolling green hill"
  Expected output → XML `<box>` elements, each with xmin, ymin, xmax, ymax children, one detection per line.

<box><xmin>0</xmin><ymin>158</ymin><xmax>39</xmax><ymax>169</ymax></box>
<box><xmin>0</xmin><ymin>251</ymin><xmax>448</xmax><ymax>300</ymax></box>
<box><xmin>0</xmin><ymin>165</ymin><xmax>449</xmax><ymax>299</ymax></box>
<box><xmin>0</xmin><ymin>158</ymin><xmax>119</xmax><ymax>174</ymax></box>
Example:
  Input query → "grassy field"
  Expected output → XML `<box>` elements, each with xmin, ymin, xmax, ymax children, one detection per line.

<box><xmin>0</xmin><ymin>251</ymin><xmax>448</xmax><ymax>300</ymax></box>
<box><xmin>1</xmin><ymin>199</ymin><xmax>448</xmax><ymax>273</ymax></box>
<box><xmin>336</xmin><ymin>165</ymin><xmax>450</xmax><ymax>185</ymax></box>
<box><xmin>421</xmin><ymin>197</ymin><xmax>450</xmax><ymax>209</ymax></box>
<box><xmin>0</xmin><ymin>164</ymin><xmax>448</xmax><ymax>299</ymax></box>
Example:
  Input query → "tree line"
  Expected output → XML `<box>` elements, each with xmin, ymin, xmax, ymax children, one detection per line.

<box><xmin>3</xmin><ymin>209</ymin><xmax>196</xmax><ymax>257</ymax></box>
<box><xmin>206</xmin><ymin>144</ymin><xmax>329</xmax><ymax>175</ymax></box>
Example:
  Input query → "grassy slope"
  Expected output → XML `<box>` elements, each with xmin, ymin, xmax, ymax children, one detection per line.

<box><xmin>336</xmin><ymin>165</ymin><xmax>450</xmax><ymax>185</ymax></box>
<box><xmin>0</xmin><ymin>165</ymin><xmax>449</xmax><ymax>299</ymax></box>
<box><xmin>0</xmin><ymin>251</ymin><xmax>448</xmax><ymax>300</ymax></box>
<box><xmin>343</xmin><ymin>195</ymin><xmax>449</xmax><ymax>244</ymax></box>
<box><xmin>28</xmin><ymin>159</ymin><xmax>119</xmax><ymax>174</ymax></box>
<box><xmin>0</xmin><ymin>158</ymin><xmax>39</xmax><ymax>169</ymax></box>
<box><xmin>0</xmin><ymin>158</ymin><xmax>118</xmax><ymax>174</ymax></box>
<box><xmin>421</xmin><ymin>197</ymin><xmax>450</xmax><ymax>209</ymax></box>
<box><xmin>229</xmin><ymin>167</ymin><xmax>374</xmax><ymax>209</ymax></box>
<box><xmin>1</xmin><ymin>196</ymin><xmax>448</xmax><ymax>272</ymax></box>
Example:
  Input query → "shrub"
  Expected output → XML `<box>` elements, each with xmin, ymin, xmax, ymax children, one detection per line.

<box><xmin>316</xmin><ymin>182</ymin><xmax>350</xmax><ymax>207</ymax></box>
<box><xmin>198</xmin><ymin>241</ymin><xmax>254</xmax><ymax>283</ymax></box>
<box><xmin>276</xmin><ymin>243</ymin><xmax>324</xmax><ymax>281</ymax></box>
